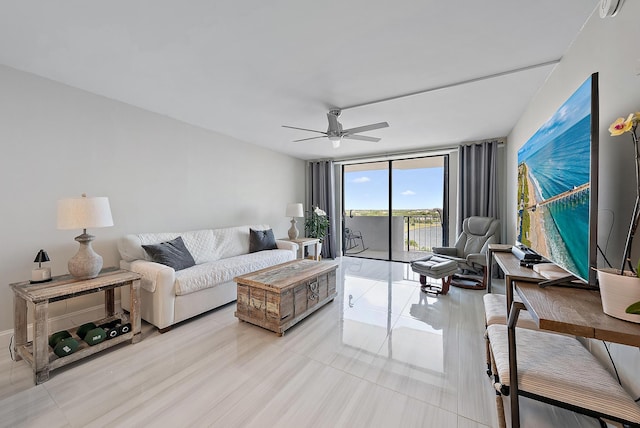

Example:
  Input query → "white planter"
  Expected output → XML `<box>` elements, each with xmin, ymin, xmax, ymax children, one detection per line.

<box><xmin>597</xmin><ymin>268</ymin><xmax>640</xmax><ymax>323</ymax></box>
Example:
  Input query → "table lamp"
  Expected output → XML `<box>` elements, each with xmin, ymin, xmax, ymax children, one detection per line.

<box><xmin>31</xmin><ymin>249</ymin><xmax>52</xmax><ymax>283</ymax></box>
<box><xmin>285</xmin><ymin>203</ymin><xmax>304</xmax><ymax>240</ymax></box>
<box><xmin>57</xmin><ymin>193</ymin><xmax>114</xmax><ymax>279</ymax></box>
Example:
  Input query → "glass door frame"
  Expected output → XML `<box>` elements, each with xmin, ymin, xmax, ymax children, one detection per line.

<box><xmin>341</xmin><ymin>154</ymin><xmax>449</xmax><ymax>262</ymax></box>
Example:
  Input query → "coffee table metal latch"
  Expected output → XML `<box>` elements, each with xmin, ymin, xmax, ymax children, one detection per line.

<box><xmin>308</xmin><ymin>280</ymin><xmax>319</xmax><ymax>301</ymax></box>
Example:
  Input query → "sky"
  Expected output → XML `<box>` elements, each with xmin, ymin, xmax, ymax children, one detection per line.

<box><xmin>344</xmin><ymin>167</ymin><xmax>444</xmax><ymax>210</ymax></box>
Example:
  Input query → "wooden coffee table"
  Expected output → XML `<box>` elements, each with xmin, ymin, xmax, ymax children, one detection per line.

<box><xmin>234</xmin><ymin>259</ymin><xmax>338</xmax><ymax>336</ymax></box>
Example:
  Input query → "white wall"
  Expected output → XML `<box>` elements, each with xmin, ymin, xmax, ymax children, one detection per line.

<box><xmin>0</xmin><ymin>65</ymin><xmax>305</xmax><ymax>332</ymax></box>
<box><xmin>505</xmin><ymin>3</ymin><xmax>640</xmax><ymax>397</ymax></box>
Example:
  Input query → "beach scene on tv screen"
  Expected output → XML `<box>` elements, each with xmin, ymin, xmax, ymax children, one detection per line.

<box><xmin>516</xmin><ymin>76</ymin><xmax>591</xmax><ymax>280</ymax></box>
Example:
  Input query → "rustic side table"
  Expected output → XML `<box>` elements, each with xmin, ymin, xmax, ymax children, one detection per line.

<box><xmin>10</xmin><ymin>268</ymin><xmax>141</xmax><ymax>384</ymax></box>
<box><xmin>285</xmin><ymin>237</ymin><xmax>321</xmax><ymax>260</ymax></box>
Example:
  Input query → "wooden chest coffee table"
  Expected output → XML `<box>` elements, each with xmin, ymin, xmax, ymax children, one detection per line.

<box><xmin>234</xmin><ymin>259</ymin><xmax>338</xmax><ymax>336</ymax></box>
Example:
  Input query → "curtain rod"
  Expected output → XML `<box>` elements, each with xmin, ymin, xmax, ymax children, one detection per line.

<box><xmin>339</xmin><ymin>59</ymin><xmax>561</xmax><ymax>111</ymax></box>
<box><xmin>325</xmin><ymin>139</ymin><xmax>505</xmax><ymax>165</ymax></box>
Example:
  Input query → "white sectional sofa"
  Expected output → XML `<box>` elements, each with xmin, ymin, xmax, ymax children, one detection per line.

<box><xmin>117</xmin><ymin>224</ymin><xmax>297</xmax><ymax>331</ymax></box>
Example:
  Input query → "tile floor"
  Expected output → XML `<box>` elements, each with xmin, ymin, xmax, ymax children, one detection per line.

<box><xmin>0</xmin><ymin>257</ymin><xmax>602</xmax><ymax>427</ymax></box>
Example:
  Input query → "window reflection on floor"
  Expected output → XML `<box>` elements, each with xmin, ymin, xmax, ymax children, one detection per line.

<box><xmin>340</xmin><ymin>257</ymin><xmax>445</xmax><ymax>375</ymax></box>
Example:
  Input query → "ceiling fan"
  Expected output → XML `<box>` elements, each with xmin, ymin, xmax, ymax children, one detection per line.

<box><xmin>282</xmin><ymin>109</ymin><xmax>389</xmax><ymax>148</ymax></box>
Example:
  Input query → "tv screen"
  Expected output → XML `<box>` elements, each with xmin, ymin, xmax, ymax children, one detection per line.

<box><xmin>516</xmin><ymin>73</ymin><xmax>598</xmax><ymax>284</ymax></box>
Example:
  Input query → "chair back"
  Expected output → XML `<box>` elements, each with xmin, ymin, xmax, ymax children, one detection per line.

<box><xmin>453</xmin><ymin>216</ymin><xmax>500</xmax><ymax>257</ymax></box>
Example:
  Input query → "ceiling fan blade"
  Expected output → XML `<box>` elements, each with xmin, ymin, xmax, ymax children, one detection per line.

<box><xmin>293</xmin><ymin>136</ymin><xmax>327</xmax><ymax>142</ymax></box>
<box><xmin>343</xmin><ymin>134</ymin><xmax>381</xmax><ymax>142</ymax></box>
<box><xmin>282</xmin><ymin>125</ymin><xmax>326</xmax><ymax>134</ymax></box>
<box><xmin>342</xmin><ymin>122</ymin><xmax>389</xmax><ymax>135</ymax></box>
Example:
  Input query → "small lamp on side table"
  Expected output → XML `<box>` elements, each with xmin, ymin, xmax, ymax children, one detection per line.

<box><xmin>57</xmin><ymin>193</ymin><xmax>114</xmax><ymax>279</ymax></box>
<box><xmin>31</xmin><ymin>249</ymin><xmax>52</xmax><ymax>283</ymax></box>
<box><xmin>286</xmin><ymin>203</ymin><xmax>304</xmax><ymax>240</ymax></box>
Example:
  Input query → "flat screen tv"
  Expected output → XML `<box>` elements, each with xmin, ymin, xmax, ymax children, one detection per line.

<box><xmin>516</xmin><ymin>73</ymin><xmax>599</xmax><ymax>286</ymax></box>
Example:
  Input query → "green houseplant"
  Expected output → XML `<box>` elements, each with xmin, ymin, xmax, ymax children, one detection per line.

<box><xmin>305</xmin><ymin>206</ymin><xmax>329</xmax><ymax>240</ymax></box>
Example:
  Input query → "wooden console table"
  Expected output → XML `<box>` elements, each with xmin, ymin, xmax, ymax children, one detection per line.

<box><xmin>486</xmin><ymin>244</ymin><xmax>514</xmax><ymax>292</ymax></box>
<box><xmin>515</xmin><ymin>281</ymin><xmax>640</xmax><ymax>346</ymax></box>
<box><xmin>10</xmin><ymin>268</ymin><xmax>141</xmax><ymax>384</ymax></box>
<box><xmin>493</xmin><ymin>251</ymin><xmax>544</xmax><ymax>310</ymax></box>
<box><xmin>507</xmin><ymin>281</ymin><xmax>640</xmax><ymax>427</ymax></box>
<box><xmin>490</xmin><ymin>250</ymin><xmax>640</xmax><ymax>427</ymax></box>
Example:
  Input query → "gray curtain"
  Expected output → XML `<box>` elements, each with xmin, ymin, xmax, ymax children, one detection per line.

<box><xmin>307</xmin><ymin>161</ymin><xmax>337</xmax><ymax>258</ymax></box>
<box><xmin>458</xmin><ymin>140</ymin><xmax>499</xmax><ymax>233</ymax></box>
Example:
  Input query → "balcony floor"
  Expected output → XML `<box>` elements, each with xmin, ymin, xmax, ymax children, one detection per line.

<box><xmin>344</xmin><ymin>249</ymin><xmax>432</xmax><ymax>263</ymax></box>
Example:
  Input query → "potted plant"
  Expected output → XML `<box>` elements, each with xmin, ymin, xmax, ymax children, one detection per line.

<box><xmin>305</xmin><ymin>206</ymin><xmax>329</xmax><ymax>257</ymax></box>
<box><xmin>597</xmin><ymin>111</ymin><xmax>640</xmax><ymax>322</ymax></box>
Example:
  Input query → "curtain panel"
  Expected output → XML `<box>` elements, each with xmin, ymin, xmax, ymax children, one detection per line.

<box><xmin>307</xmin><ymin>160</ymin><xmax>337</xmax><ymax>258</ymax></box>
<box><xmin>457</xmin><ymin>140</ymin><xmax>499</xmax><ymax>233</ymax></box>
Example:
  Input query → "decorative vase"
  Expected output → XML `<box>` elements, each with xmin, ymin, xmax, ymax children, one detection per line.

<box><xmin>597</xmin><ymin>268</ymin><xmax>640</xmax><ymax>323</ymax></box>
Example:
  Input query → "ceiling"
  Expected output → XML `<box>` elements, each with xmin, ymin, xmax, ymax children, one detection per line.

<box><xmin>0</xmin><ymin>1</ymin><xmax>598</xmax><ymax>161</ymax></box>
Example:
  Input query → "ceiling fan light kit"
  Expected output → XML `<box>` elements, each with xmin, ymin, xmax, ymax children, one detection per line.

<box><xmin>328</xmin><ymin>135</ymin><xmax>342</xmax><ymax>148</ymax></box>
<box><xmin>283</xmin><ymin>109</ymin><xmax>389</xmax><ymax>148</ymax></box>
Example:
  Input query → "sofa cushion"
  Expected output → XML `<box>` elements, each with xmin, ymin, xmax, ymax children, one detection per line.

<box><xmin>210</xmin><ymin>224</ymin><xmax>270</xmax><ymax>260</ymax></box>
<box><xmin>174</xmin><ymin>249</ymin><xmax>293</xmax><ymax>296</ymax></box>
<box><xmin>142</xmin><ymin>237</ymin><xmax>196</xmax><ymax>271</ymax></box>
<box><xmin>249</xmin><ymin>228</ymin><xmax>277</xmax><ymax>253</ymax></box>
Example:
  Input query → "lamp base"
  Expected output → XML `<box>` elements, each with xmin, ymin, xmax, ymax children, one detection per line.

<box><xmin>68</xmin><ymin>233</ymin><xmax>103</xmax><ymax>279</ymax></box>
<box><xmin>31</xmin><ymin>267</ymin><xmax>52</xmax><ymax>283</ymax></box>
<box><xmin>288</xmin><ymin>218</ymin><xmax>299</xmax><ymax>240</ymax></box>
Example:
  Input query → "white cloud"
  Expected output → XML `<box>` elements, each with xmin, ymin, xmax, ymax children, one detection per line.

<box><xmin>353</xmin><ymin>177</ymin><xmax>370</xmax><ymax>183</ymax></box>
<box><xmin>401</xmin><ymin>190</ymin><xmax>416</xmax><ymax>196</ymax></box>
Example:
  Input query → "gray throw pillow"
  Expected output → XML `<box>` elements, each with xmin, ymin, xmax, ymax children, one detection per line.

<box><xmin>142</xmin><ymin>236</ymin><xmax>196</xmax><ymax>271</ymax></box>
<box><xmin>249</xmin><ymin>228</ymin><xmax>277</xmax><ymax>253</ymax></box>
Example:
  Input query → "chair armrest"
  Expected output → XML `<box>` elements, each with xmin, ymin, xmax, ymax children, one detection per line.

<box><xmin>466</xmin><ymin>253</ymin><xmax>486</xmax><ymax>267</ymax></box>
<box><xmin>433</xmin><ymin>247</ymin><xmax>457</xmax><ymax>257</ymax></box>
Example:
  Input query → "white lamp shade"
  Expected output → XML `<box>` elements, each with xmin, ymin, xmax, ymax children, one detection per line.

<box><xmin>57</xmin><ymin>196</ymin><xmax>114</xmax><ymax>230</ymax></box>
<box><xmin>285</xmin><ymin>203</ymin><xmax>304</xmax><ymax>218</ymax></box>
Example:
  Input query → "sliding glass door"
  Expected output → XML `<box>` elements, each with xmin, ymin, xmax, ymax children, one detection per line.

<box><xmin>342</xmin><ymin>155</ymin><xmax>448</xmax><ymax>262</ymax></box>
<box><xmin>342</xmin><ymin>161</ymin><xmax>390</xmax><ymax>260</ymax></box>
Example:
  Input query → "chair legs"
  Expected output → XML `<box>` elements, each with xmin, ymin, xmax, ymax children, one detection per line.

<box><xmin>419</xmin><ymin>274</ymin><xmax>451</xmax><ymax>295</ymax></box>
<box><xmin>345</xmin><ymin>233</ymin><xmax>365</xmax><ymax>254</ymax></box>
<box><xmin>450</xmin><ymin>267</ymin><xmax>486</xmax><ymax>290</ymax></box>
<box><xmin>487</xmin><ymin>330</ymin><xmax>508</xmax><ymax>428</ymax></box>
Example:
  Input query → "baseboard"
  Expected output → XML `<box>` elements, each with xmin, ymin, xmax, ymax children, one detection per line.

<box><xmin>0</xmin><ymin>300</ymin><xmax>122</xmax><ymax>346</ymax></box>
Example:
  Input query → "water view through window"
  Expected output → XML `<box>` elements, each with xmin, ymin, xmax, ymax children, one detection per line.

<box><xmin>342</xmin><ymin>156</ymin><xmax>448</xmax><ymax>262</ymax></box>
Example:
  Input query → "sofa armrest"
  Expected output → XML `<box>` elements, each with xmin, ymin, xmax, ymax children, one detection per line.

<box><xmin>276</xmin><ymin>240</ymin><xmax>299</xmax><ymax>253</ymax></box>
<box><xmin>433</xmin><ymin>247</ymin><xmax>458</xmax><ymax>257</ymax></box>
<box><xmin>124</xmin><ymin>259</ymin><xmax>176</xmax><ymax>293</ymax></box>
<box><xmin>120</xmin><ymin>259</ymin><xmax>178</xmax><ymax>330</ymax></box>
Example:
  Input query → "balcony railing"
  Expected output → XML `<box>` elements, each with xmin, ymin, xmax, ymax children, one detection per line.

<box><xmin>404</xmin><ymin>214</ymin><xmax>443</xmax><ymax>252</ymax></box>
<box><xmin>344</xmin><ymin>214</ymin><xmax>444</xmax><ymax>260</ymax></box>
